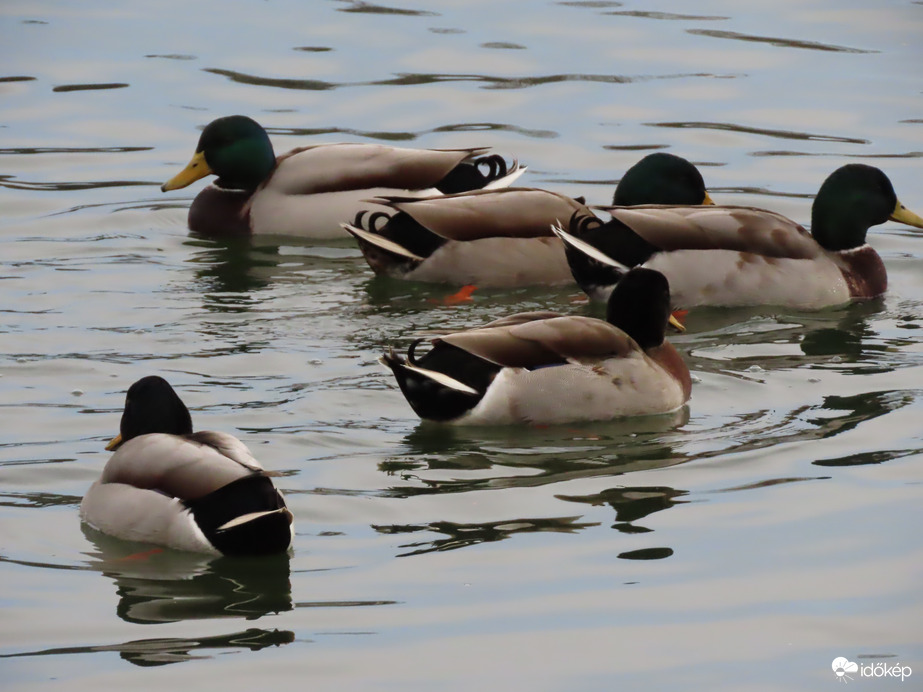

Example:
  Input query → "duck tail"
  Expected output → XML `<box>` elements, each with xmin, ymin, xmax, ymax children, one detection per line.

<box><xmin>380</xmin><ymin>344</ymin><xmax>484</xmax><ymax>422</ymax></box>
<box><xmin>185</xmin><ymin>475</ymin><xmax>293</xmax><ymax>555</ymax></box>
<box><xmin>481</xmin><ymin>157</ymin><xmax>527</xmax><ymax>189</ymax></box>
<box><xmin>552</xmin><ymin>211</ymin><xmax>632</xmax><ymax>302</ymax></box>
<box><xmin>436</xmin><ymin>154</ymin><xmax>527</xmax><ymax>194</ymax></box>
<box><xmin>342</xmin><ymin>219</ymin><xmax>425</xmax><ymax>278</ymax></box>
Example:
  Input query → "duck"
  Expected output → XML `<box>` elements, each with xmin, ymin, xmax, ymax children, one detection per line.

<box><xmin>80</xmin><ymin>376</ymin><xmax>293</xmax><ymax>556</ymax></box>
<box><xmin>554</xmin><ymin>163</ymin><xmax>923</xmax><ymax>308</ymax></box>
<box><xmin>160</xmin><ymin>115</ymin><xmax>526</xmax><ymax>238</ymax></box>
<box><xmin>380</xmin><ymin>268</ymin><xmax>691</xmax><ymax>425</ymax></box>
<box><xmin>342</xmin><ymin>152</ymin><xmax>714</xmax><ymax>287</ymax></box>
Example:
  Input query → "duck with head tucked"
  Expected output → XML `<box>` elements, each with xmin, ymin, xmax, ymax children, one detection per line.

<box><xmin>555</xmin><ymin>164</ymin><xmax>923</xmax><ymax>308</ymax></box>
<box><xmin>343</xmin><ymin>152</ymin><xmax>714</xmax><ymax>287</ymax></box>
<box><xmin>380</xmin><ymin>268</ymin><xmax>691</xmax><ymax>425</ymax></box>
<box><xmin>80</xmin><ymin>376</ymin><xmax>293</xmax><ymax>555</ymax></box>
<box><xmin>161</xmin><ymin>115</ymin><xmax>525</xmax><ymax>238</ymax></box>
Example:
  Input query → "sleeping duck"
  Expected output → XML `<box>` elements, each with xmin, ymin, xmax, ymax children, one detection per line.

<box><xmin>80</xmin><ymin>376</ymin><xmax>293</xmax><ymax>556</ymax></box>
<box><xmin>342</xmin><ymin>152</ymin><xmax>713</xmax><ymax>287</ymax></box>
<box><xmin>380</xmin><ymin>268</ymin><xmax>691</xmax><ymax>425</ymax></box>
<box><xmin>555</xmin><ymin>164</ymin><xmax>923</xmax><ymax>308</ymax></box>
<box><xmin>160</xmin><ymin>115</ymin><xmax>525</xmax><ymax>238</ymax></box>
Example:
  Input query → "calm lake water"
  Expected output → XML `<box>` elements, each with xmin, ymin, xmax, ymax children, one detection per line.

<box><xmin>2</xmin><ymin>1</ymin><xmax>922</xmax><ymax>690</ymax></box>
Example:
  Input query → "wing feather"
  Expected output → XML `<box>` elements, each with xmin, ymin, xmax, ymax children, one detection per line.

<box><xmin>604</xmin><ymin>204</ymin><xmax>823</xmax><ymax>259</ymax></box>
<box><xmin>267</xmin><ymin>143</ymin><xmax>485</xmax><ymax>196</ymax></box>
<box><xmin>439</xmin><ymin>315</ymin><xmax>636</xmax><ymax>367</ymax></box>
<box><xmin>386</xmin><ymin>188</ymin><xmax>589</xmax><ymax>241</ymax></box>
<box><xmin>100</xmin><ymin>432</ymin><xmax>262</xmax><ymax>501</ymax></box>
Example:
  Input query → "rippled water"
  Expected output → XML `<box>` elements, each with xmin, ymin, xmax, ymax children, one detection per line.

<box><xmin>2</xmin><ymin>1</ymin><xmax>922</xmax><ymax>690</ymax></box>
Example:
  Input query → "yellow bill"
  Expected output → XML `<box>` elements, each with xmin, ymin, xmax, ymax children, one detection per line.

<box><xmin>161</xmin><ymin>150</ymin><xmax>212</xmax><ymax>191</ymax></box>
<box><xmin>890</xmin><ymin>200</ymin><xmax>923</xmax><ymax>229</ymax></box>
<box><xmin>105</xmin><ymin>433</ymin><xmax>123</xmax><ymax>451</ymax></box>
<box><xmin>702</xmin><ymin>191</ymin><xmax>716</xmax><ymax>206</ymax></box>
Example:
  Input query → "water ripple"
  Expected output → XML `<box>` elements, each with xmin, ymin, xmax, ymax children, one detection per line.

<box><xmin>0</xmin><ymin>146</ymin><xmax>151</xmax><ymax>155</ymax></box>
<box><xmin>647</xmin><ymin>121</ymin><xmax>869</xmax><ymax>144</ymax></box>
<box><xmin>607</xmin><ymin>11</ymin><xmax>729</xmax><ymax>20</ymax></box>
<box><xmin>0</xmin><ymin>176</ymin><xmax>154</xmax><ymax>192</ymax></box>
<box><xmin>203</xmin><ymin>68</ymin><xmax>336</xmax><ymax>91</ymax></box>
<box><xmin>373</xmin><ymin>516</ymin><xmax>595</xmax><ymax>556</ymax></box>
<box><xmin>687</xmin><ymin>28</ymin><xmax>876</xmax><ymax>54</ymax></box>
<box><xmin>269</xmin><ymin>121</ymin><xmax>557</xmax><ymax>142</ymax></box>
<box><xmin>205</xmin><ymin>67</ymin><xmax>735</xmax><ymax>92</ymax></box>
<box><xmin>1</xmin><ymin>629</ymin><xmax>295</xmax><ymax>666</ymax></box>
<box><xmin>52</xmin><ymin>83</ymin><xmax>130</xmax><ymax>93</ymax></box>
<box><xmin>335</xmin><ymin>0</ymin><xmax>438</xmax><ymax>16</ymax></box>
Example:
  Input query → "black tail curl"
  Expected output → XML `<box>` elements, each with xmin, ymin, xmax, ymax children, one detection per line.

<box><xmin>382</xmin><ymin>340</ymin><xmax>498</xmax><ymax>422</ymax></box>
<box><xmin>567</xmin><ymin>208</ymin><xmax>604</xmax><ymax>236</ymax></box>
<box><xmin>352</xmin><ymin>209</ymin><xmax>393</xmax><ymax>233</ymax></box>
<box><xmin>474</xmin><ymin>154</ymin><xmax>510</xmax><ymax>182</ymax></box>
<box><xmin>435</xmin><ymin>154</ymin><xmax>516</xmax><ymax>194</ymax></box>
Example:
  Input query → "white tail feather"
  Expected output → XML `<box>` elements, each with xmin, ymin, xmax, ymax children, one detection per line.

<box><xmin>341</xmin><ymin>223</ymin><xmax>425</xmax><ymax>261</ymax></box>
<box><xmin>380</xmin><ymin>356</ymin><xmax>479</xmax><ymax>395</ymax></box>
<box><xmin>551</xmin><ymin>223</ymin><xmax>631</xmax><ymax>272</ymax></box>
<box><xmin>483</xmin><ymin>163</ymin><xmax>527</xmax><ymax>189</ymax></box>
<box><xmin>217</xmin><ymin>508</ymin><xmax>291</xmax><ymax>532</ymax></box>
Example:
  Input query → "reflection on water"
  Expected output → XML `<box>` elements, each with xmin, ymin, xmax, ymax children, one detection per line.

<box><xmin>373</xmin><ymin>515</ymin><xmax>595</xmax><ymax>556</ymax></box>
<box><xmin>2</xmin><ymin>628</ymin><xmax>295</xmax><ymax>668</ymax></box>
<box><xmin>379</xmin><ymin>410</ymin><xmax>690</xmax><ymax>496</ymax></box>
<box><xmin>3</xmin><ymin>0</ymin><xmax>923</xmax><ymax>685</ymax></box>
<box><xmin>336</xmin><ymin>0</ymin><xmax>438</xmax><ymax>16</ymax></box>
<box><xmin>648</xmin><ymin>120</ymin><xmax>868</xmax><ymax>144</ymax></box>
<box><xmin>185</xmin><ymin>236</ymin><xmax>279</xmax><ymax>296</ymax></box>
<box><xmin>82</xmin><ymin>527</ymin><xmax>293</xmax><ymax>624</ymax></box>
<box><xmin>556</xmin><ymin>486</ymin><xmax>689</xmax><ymax>533</ymax></box>
<box><xmin>685</xmin><ymin>29</ymin><xmax>875</xmax><ymax>54</ymax></box>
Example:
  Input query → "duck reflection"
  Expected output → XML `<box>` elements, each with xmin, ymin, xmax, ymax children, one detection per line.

<box><xmin>185</xmin><ymin>235</ymin><xmax>276</xmax><ymax>296</ymax></box>
<box><xmin>556</xmin><ymin>486</ymin><xmax>688</xmax><ymax>533</ymax></box>
<box><xmin>379</xmin><ymin>409</ymin><xmax>690</xmax><ymax>497</ymax></box>
<box><xmin>799</xmin><ymin>298</ymin><xmax>886</xmax><ymax>367</ymax></box>
<box><xmin>373</xmin><ymin>515</ymin><xmax>596</xmax><ymax>556</ymax></box>
<box><xmin>811</xmin><ymin>390</ymin><xmax>914</xmax><ymax>467</ymax></box>
<box><xmin>116</xmin><ymin>628</ymin><xmax>295</xmax><ymax>667</ymax></box>
<box><xmin>183</xmin><ymin>234</ymin><xmax>364</xmax><ymax>308</ymax></box>
<box><xmin>5</xmin><ymin>627</ymin><xmax>295</xmax><ymax>668</ymax></box>
<box><xmin>82</xmin><ymin>525</ymin><xmax>293</xmax><ymax>624</ymax></box>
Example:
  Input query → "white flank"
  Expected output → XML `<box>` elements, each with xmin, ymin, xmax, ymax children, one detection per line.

<box><xmin>455</xmin><ymin>354</ymin><xmax>686</xmax><ymax>425</ymax></box>
<box><xmin>405</xmin><ymin>236</ymin><xmax>572</xmax><ymax>286</ymax></box>
<box><xmin>644</xmin><ymin>249</ymin><xmax>850</xmax><ymax>308</ymax></box>
<box><xmin>80</xmin><ymin>482</ymin><xmax>221</xmax><ymax>555</ymax></box>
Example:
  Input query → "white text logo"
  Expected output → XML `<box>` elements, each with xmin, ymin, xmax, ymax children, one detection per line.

<box><xmin>831</xmin><ymin>657</ymin><xmax>912</xmax><ymax>683</ymax></box>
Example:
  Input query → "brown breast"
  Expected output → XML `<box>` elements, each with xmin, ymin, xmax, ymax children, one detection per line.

<box><xmin>839</xmin><ymin>246</ymin><xmax>887</xmax><ymax>299</ymax></box>
<box><xmin>188</xmin><ymin>186</ymin><xmax>252</xmax><ymax>236</ymax></box>
<box><xmin>646</xmin><ymin>341</ymin><xmax>692</xmax><ymax>401</ymax></box>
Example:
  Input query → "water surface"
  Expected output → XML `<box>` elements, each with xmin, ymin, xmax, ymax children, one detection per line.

<box><xmin>1</xmin><ymin>1</ymin><xmax>922</xmax><ymax>690</ymax></box>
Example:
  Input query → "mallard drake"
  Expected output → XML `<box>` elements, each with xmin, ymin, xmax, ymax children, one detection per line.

<box><xmin>380</xmin><ymin>268</ymin><xmax>691</xmax><ymax>425</ymax></box>
<box><xmin>555</xmin><ymin>164</ymin><xmax>923</xmax><ymax>308</ymax></box>
<box><xmin>160</xmin><ymin>115</ymin><xmax>525</xmax><ymax>238</ymax></box>
<box><xmin>80</xmin><ymin>376</ymin><xmax>293</xmax><ymax>556</ymax></box>
<box><xmin>342</xmin><ymin>152</ymin><xmax>713</xmax><ymax>287</ymax></box>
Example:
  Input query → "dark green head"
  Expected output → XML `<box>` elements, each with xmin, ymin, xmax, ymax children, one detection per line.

<box><xmin>614</xmin><ymin>153</ymin><xmax>712</xmax><ymax>206</ymax></box>
<box><xmin>162</xmin><ymin>115</ymin><xmax>276</xmax><ymax>192</ymax></box>
<box><xmin>811</xmin><ymin>164</ymin><xmax>923</xmax><ymax>251</ymax></box>
<box><xmin>606</xmin><ymin>268</ymin><xmax>673</xmax><ymax>349</ymax></box>
<box><xmin>108</xmin><ymin>376</ymin><xmax>193</xmax><ymax>450</ymax></box>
